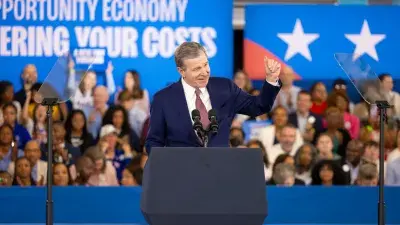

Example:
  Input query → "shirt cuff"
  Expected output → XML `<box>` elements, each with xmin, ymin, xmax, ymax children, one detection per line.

<box><xmin>266</xmin><ymin>79</ymin><xmax>280</xmax><ymax>86</ymax></box>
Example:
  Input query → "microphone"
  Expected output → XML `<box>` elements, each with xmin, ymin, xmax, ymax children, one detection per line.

<box><xmin>191</xmin><ymin>109</ymin><xmax>204</xmax><ymax>135</ymax></box>
<box><xmin>208</xmin><ymin>109</ymin><xmax>219</xmax><ymax>134</ymax></box>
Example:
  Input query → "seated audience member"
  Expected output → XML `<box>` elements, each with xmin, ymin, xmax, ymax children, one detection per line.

<box><xmin>53</xmin><ymin>163</ymin><xmax>71</xmax><ymax>186</ymax></box>
<box><xmin>0</xmin><ymin>81</ymin><xmax>21</xmax><ymax>125</ymax></box>
<box><xmin>355</xmin><ymin>163</ymin><xmax>378</xmax><ymax>186</ymax></box>
<box><xmin>40</xmin><ymin>122</ymin><xmax>81</xmax><ymax>166</ymax></box>
<box><xmin>83</xmin><ymin>86</ymin><xmax>110</xmax><ymax>139</ymax></box>
<box><xmin>229</xmin><ymin>127</ymin><xmax>245</xmax><ymax>147</ymax></box>
<box><xmin>268</xmin><ymin>124</ymin><xmax>303</xmax><ymax>164</ymax></box>
<box><xmin>316</xmin><ymin>133</ymin><xmax>341</xmax><ymax>161</ymax></box>
<box><xmin>288</xmin><ymin>90</ymin><xmax>323</xmax><ymax>143</ymax></box>
<box><xmin>102</xmin><ymin>105</ymin><xmax>141</xmax><ymax>153</ymax></box>
<box><xmin>64</xmin><ymin>109</ymin><xmax>94</xmax><ymax>154</ymax></box>
<box><xmin>315</xmin><ymin>107</ymin><xmax>351</xmax><ymax>159</ymax></box>
<box><xmin>8</xmin><ymin>140</ymin><xmax>47</xmax><ymax>184</ymax></box>
<box><xmin>0</xmin><ymin>171</ymin><xmax>12</xmax><ymax>186</ymax></box>
<box><xmin>121</xmin><ymin>160</ymin><xmax>143</xmax><ymax>186</ymax></box>
<box><xmin>311</xmin><ymin>159</ymin><xmax>348</xmax><ymax>186</ymax></box>
<box><xmin>12</xmin><ymin>156</ymin><xmax>42</xmax><ymax>186</ymax></box>
<box><xmin>257</xmin><ymin>106</ymin><xmax>303</xmax><ymax>152</ymax></box>
<box><xmin>294</xmin><ymin>143</ymin><xmax>318</xmax><ymax>185</ymax></box>
<box><xmin>98</xmin><ymin>125</ymin><xmax>133</xmax><ymax>181</ymax></box>
<box><xmin>67</xmin><ymin>59</ymin><xmax>115</xmax><ymax>110</ymax></box>
<box><xmin>326</xmin><ymin>92</ymin><xmax>360</xmax><ymax>139</ymax></box>
<box><xmin>343</xmin><ymin>139</ymin><xmax>364</xmax><ymax>184</ymax></box>
<box><xmin>114</xmin><ymin>70</ymin><xmax>150</xmax><ymax>114</ymax></box>
<box><xmin>272</xmin><ymin>66</ymin><xmax>301</xmax><ymax>114</ymax></box>
<box><xmin>309</xmin><ymin>82</ymin><xmax>328</xmax><ymax>115</ymax></box>
<box><xmin>247</xmin><ymin>139</ymin><xmax>271</xmax><ymax>181</ymax></box>
<box><xmin>0</xmin><ymin>124</ymin><xmax>24</xmax><ymax>171</ymax></box>
<box><xmin>83</xmin><ymin>146</ymin><xmax>119</xmax><ymax>186</ymax></box>
<box><xmin>267</xmin><ymin>163</ymin><xmax>301</xmax><ymax>186</ymax></box>
<box><xmin>71</xmin><ymin>156</ymin><xmax>96</xmax><ymax>186</ymax></box>
<box><xmin>2</xmin><ymin>102</ymin><xmax>31</xmax><ymax>149</ymax></box>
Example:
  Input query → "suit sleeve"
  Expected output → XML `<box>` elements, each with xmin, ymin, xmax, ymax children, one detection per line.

<box><xmin>145</xmin><ymin>93</ymin><xmax>166</xmax><ymax>154</ymax></box>
<box><xmin>233</xmin><ymin>80</ymin><xmax>281</xmax><ymax>117</ymax></box>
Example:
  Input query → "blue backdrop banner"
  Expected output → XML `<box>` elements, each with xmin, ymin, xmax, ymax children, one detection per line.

<box><xmin>0</xmin><ymin>0</ymin><xmax>234</xmax><ymax>98</ymax></box>
<box><xmin>244</xmin><ymin>5</ymin><xmax>399</xmax><ymax>81</ymax></box>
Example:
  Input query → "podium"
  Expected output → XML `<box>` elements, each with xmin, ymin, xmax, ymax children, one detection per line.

<box><xmin>140</xmin><ymin>147</ymin><xmax>268</xmax><ymax>225</ymax></box>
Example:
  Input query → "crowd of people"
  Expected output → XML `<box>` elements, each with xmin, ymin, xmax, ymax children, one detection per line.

<box><xmin>0</xmin><ymin>62</ymin><xmax>400</xmax><ymax>187</ymax></box>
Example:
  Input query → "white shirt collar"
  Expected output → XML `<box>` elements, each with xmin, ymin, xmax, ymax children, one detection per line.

<box><xmin>181</xmin><ymin>78</ymin><xmax>207</xmax><ymax>97</ymax></box>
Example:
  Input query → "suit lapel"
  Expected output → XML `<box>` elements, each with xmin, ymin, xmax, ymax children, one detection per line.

<box><xmin>173</xmin><ymin>79</ymin><xmax>202</xmax><ymax>145</ymax></box>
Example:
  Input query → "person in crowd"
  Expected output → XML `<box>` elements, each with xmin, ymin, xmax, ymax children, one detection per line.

<box><xmin>64</xmin><ymin>109</ymin><xmax>94</xmax><ymax>154</ymax></box>
<box><xmin>247</xmin><ymin>139</ymin><xmax>271</xmax><ymax>181</ymax></box>
<box><xmin>68</xmin><ymin>59</ymin><xmax>116</xmax><ymax>110</ymax></box>
<box><xmin>12</xmin><ymin>156</ymin><xmax>42</xmax><ymax>186</ymax></box>
<box><xmin>343</xmin><ymin>139</ymin><xmax>364</xmax><ymax>184</ymax></box>
<box><xmin>0</xmin><ymin>124</ymin><xmax>24</xmax><ymax>171</ymax></box>
<box><xmin>14</xmin><ymin>64</ymin><xmax>38</xmax><ymax>106</ymax></box>
<box><xmin>288</xmin><ymin>90</ymin><xmax>323</xmax><ymax>143</ymax></box>
<box><xmin>97</xmin><ymin>125</ymin><xmax>133</xmax><ymax>181</ymax></box>
<box><xmin>71</xmin><ymin>156</ymin><xmax>96</xmax><ymax>186</ymax></box>
<box><xmin>229</xmin><ymin>127</ymin><xmax>245</xmax><ymax>147</ymax></box>
<box><xmin>102</xmin><ymin>105</ymin><xmax>141</xmax><ymax>153</ymax></box>
<box><xmin>118</xmin><ymin>90</ymin><xmax>148</xmax><ymax>138</ymax></box>
<box><xmin>114</xmin><ymin>70</ymin><xmax>150</xmax><ymax>114</ymax></box>
<box><xmin>20</xmin><ymin>91</ymin><xmax>47</xmax><ymax>143</ymax></box>
<box><xmin>331</xmin><ymin>78</ymin><xmax>354</xmax><ymax>113</ymax></box>
<box><xmin>268</xmin><ymin>124</ymin><xmax>303</xmax><ymax>163</ymax></box>
<box><xmin>8</xmin><ymin>140</ymin><xmax>47</xmax><ymax>185</ymax></box>
<box><xmin>362</xmin><ymin>141</ymin><xmax>386</xmax><ymax>176</ymax></box>
<box><xmin>311</xmin><ymin>159</ymin><xmax>348</xmax><ymax>186</ymax></box>
<box><xmin>53</xmin><ymin>163</ymin><xmax>71</xmax><ymax>186</ymax></box>
<box><xmin>316</xmin><ymin>133</ymin><xmax>341</xmax><ymax>161</ymax></box>
<box><xmin>257</xmin><ymin>106</ymin><xmax>303</xmax><ymax>152</ymax></box>
<box><xmin>355</xmin><ymin>163</ymin><xmax>378</xmax><ymax>186</ymax></box>
<box><xmin>272</xmin><ymin>66</ymin><xmax>301</xmax><ymax>114</ymax></box>
<box><xmin>2</xmin><ymin>102</ymin><xmax>31</xmax><ymax>149</ymax></box>
<box><xmin>294</xmin><ymin>143</ymin><xmax>318</xmax><ymax>185</ymax></box>
<box><xmin>387</xmin><ymin>129</ymin><xmax>400</xmax><ymax>163</ymax></box>
<box><xmin>267</xmin><ymin>163</ymin><xmax>299</xmax><ymax>186</ymax></box>
<box><xmin>231</xmin><ymin>70</ymin><xmax>253</xmax><ymax>126</ymax></box>
<box><xmin>378</xmin><ymin>73</ymin><xmax>400</xmax><ymax>117</ymax></box>
<box><xmin>83</xmin><ymin>146</ymin><xmax>119</xmax><ymax>186</ymax></box>
<box><xmin>121</xmin><ymin>159</ymin><xmax>143</xmax><ymax>186</ymax></box>
<box><xmin>40</xmin><ymin>121</ymin><xmax>81</xmax><ymax>166</ymax></box>
<box><xmin>315</xmin><ymin>107</ymin><xmax>351</xmax><ymax>159</ymax></box>
<box><xmin>272</xmin><ymin>154</ymin><xmax>295</xmax><ymax>171</ymax></box>
<box><xmin>83</xmin><ymin>86</ymin><xmax>110</xmax><ymax>139</ymax></box>
<box><xmin>0</xmin><ymin>171</ymin><xmax>12</xmax><ymax>186</ymax></box>
<box><xmin>326</xmin><ymin>92</ymin><xmax>360</xmax><ymax>139</ymax></box>
<box><xmin>310</xmin><ymin>82</ymin><xmax>328</xmax><ymax>115</ymax></box>
<box><xmin>0</xmin><ymin>81</ymin><xmax>21</xmax><ymax>125</ymax></box>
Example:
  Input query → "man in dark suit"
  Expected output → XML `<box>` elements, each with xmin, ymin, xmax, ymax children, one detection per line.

<box><xmin>288</xmin><ymin>90</ymin><xmax>323</xmax><ymax>143</ymax></box>
<box><xmin>145</xmin><ymin>42</ymin><xmax>281</xmax><ymax>153</ymax></box>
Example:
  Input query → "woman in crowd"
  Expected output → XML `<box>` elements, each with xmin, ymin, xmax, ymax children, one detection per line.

<box><xmin>2</xmin><ymin>102</ymin><xmax>31</xmax><ymax>150</ymax></box>
<box><xmin>53</xmin><ymin>163</ymin><xmax>71</xmax><ymax>186</ymax></box>
<box><xmin>121</xmin><ymin>158</ymin><xmax>143</xmax><ymax>186</ymax></box>
<box><xmin>310</xmin><ymin>82</ymin><xmax>328</xmax><ymax>115</ymax></box>
<box><xmin>294</xmin><ymin>143</ymin><xmax>318</xmax><ymax>185</ymax></box>
<box><xmin>64</xmin><ymin>109</ymin><xmax>94</xmax><ymax>154</ymax></box>
<box><xmin>12</xmin><ymin>157</ymin><xmax>38</xmax><ymax>186</ymax></box>
<box><xmin>114</xmin><ymin>70</ymin><xmax>150</xmax><ymax>114</ymax></box>
<box><xmin>316</xmin><ymin>133</ymin><xmax>341</xmax><ymax>161</ymax></box>
<box><xmin>247</xmin><ymin>139</ymin><xmax>271</xmax><ymax>181</ymax></box>
<box><xmin>0</xmin><ymin>81</ymin><xmax>21</xmax><ymax>125</ymax></box>
<box><xmin>84</xmin><ymin>146</ymin><xmax>119</xmax><ymax>186</ymax></box>
<box><xmin>311</xmin><ymin>159</ymin><xmax>348</xmax><ymax>186</ymax></box>
<box><xmin>0</xmin><ymin>124</ymin><xmax>24</xmax><ymax>171</ymax></box>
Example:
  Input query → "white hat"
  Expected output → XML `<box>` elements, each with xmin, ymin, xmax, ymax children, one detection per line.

<box><xmin>99</xmin><ymin>124</ymin><xmax>117</xmax><ymax>138</ymax></box>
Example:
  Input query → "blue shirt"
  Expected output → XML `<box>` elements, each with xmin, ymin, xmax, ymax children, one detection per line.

<box><xmin>0</xmin><ymin>148</ymin><xmax>24</xmax><ymax>171</ymax></box>
<box><xmin>109</xmin><ymin>149</ymin><xmax>132</xmax><ymax>181</ymax></box>
<box><xmin>14</xmin><ymin>123</ymin><xmax>31</xmax><ymax>150</ymax></box>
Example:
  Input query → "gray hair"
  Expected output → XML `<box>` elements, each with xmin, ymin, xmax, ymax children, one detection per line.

<box><xmin>358</xmin><ymin>163</ymin><xmax>378</xmax><ymax>180</ymax></box>
<box><xmin>272</xmin><ymin>163</ymin><xmax>295</xmax><ymax>185</ymax></box>
<box><xmin>174</xmin><ymin>42</ymin><xmax>207</xmax><ymax>69</ymax></box>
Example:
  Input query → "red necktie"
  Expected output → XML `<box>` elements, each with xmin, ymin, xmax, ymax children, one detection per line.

<box><xmin>195</xmin><ymin>88</ymin><xmax>210</xmax><ymax>129</ymax></box>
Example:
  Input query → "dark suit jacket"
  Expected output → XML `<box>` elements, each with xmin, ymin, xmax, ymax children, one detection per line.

<box><xmin>145</xmin><ymin>77</ymin><xmax>281</xmax><ymax>153</ymax></box>
<box><xmin>288</xmin><ymin>112</ymin><xmax>323</xmax><ymax>133</ymax></box>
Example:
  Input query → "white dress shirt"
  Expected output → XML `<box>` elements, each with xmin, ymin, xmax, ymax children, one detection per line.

<box><xmin>181</xmin><ymin>79</ymin><xmax>212</xmax><ymax>124</ymax></box>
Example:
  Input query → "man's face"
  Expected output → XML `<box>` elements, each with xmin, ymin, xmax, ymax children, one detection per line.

<box><xmin>346</xmin><ymin>141</ymin><xmax>363</xmax><ymax>165</ymax></box>
<box><xmin>178</xmin><ymin>51</ymin><xmax>210</xmax><ymax>88</ymax></box>
<box><xmin>381</xmin><ymin>76</ymin><xmax>393</xmax><ymax>92</ymax></box>
<box><xmin>22</xmin><ymin>64</ymin><xmax>38</xmax><ymax>84</ymax></box>
<box><xmin>279</xmin><ymin>127</ymin><xmax>296</xmax><ymax>150</ymax></box>
<box><xmin>24</xmin><ymin>141</ymin><xmax>41</xmax><ymax>165</ymax></box>
<box><xmin>93</xmin><ymin>87</ymin><xmax>109</xmax><ymax>108</ymax></box>
<box><xmin>297</xmin><ymin>93</ymin><xmax>312</xmax><ymax>113</ymax></box>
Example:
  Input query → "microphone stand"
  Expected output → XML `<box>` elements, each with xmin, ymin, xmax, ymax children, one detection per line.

<box><xmin>42</xmin><ymin>97</ymin><xmax>58</xmax><ymax>225</ymax></box>
<box><xmin>376</xmin><ymin>100</ymin><xmax>390</xmax><ymax>225</ymax></box>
